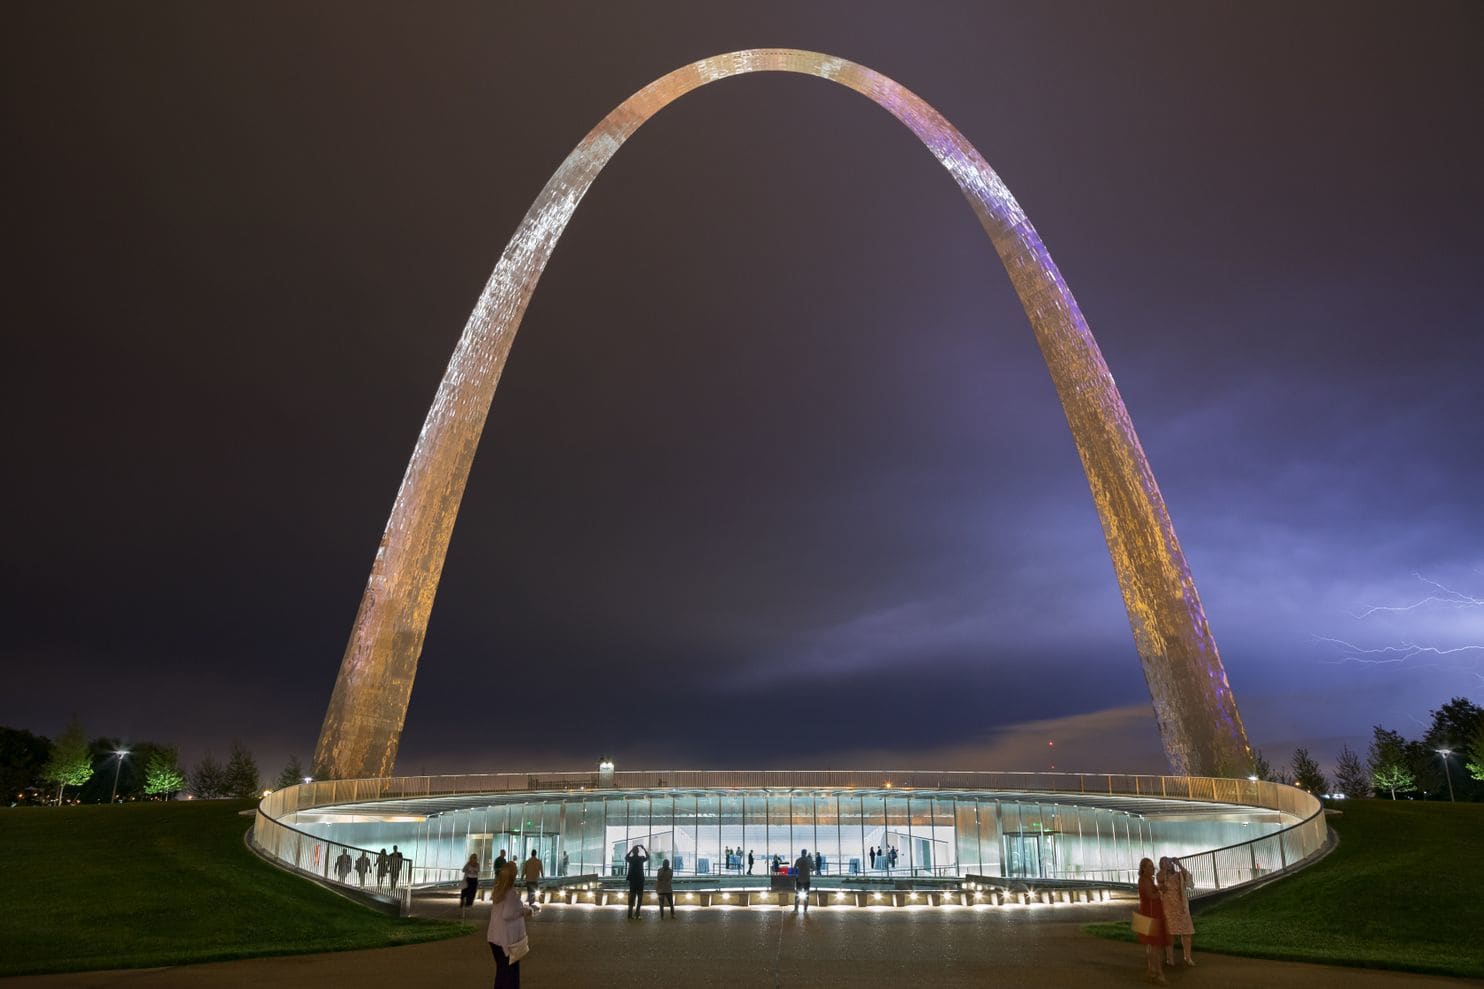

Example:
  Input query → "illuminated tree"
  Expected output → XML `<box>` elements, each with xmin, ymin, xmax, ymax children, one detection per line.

<box><xmin>1369</xmin><ymin>726</ymin><xmax>1415</xmax><ymax>799</ymax></box>
<box><xmin>1468</xmin><ymin>720</ymin><xmax>1484</xmax><ymax>782</ymax></box>
<box><xmin>1251</xmin><ymin>748</ymin><xmax>1274</xmax><ymax>782</ymax></box>
<box><xmin>1333</xmin><ymin>745</ymin><xmax>1371</xmax><ymax>798</ymax></box>
<box><xmin>143</xmin><ymin>746</ymin><xmax>185</xmax><ymax>799</ymax></box>
<box><xmin>43</xmin><ymin>718</ymin><xmax>92</xmax><ymax>804</ymax></box>
<box><xmin>1290</xmin><ymin>748</ymin><xmax>1328</xmax><ymax>794</ymax></box>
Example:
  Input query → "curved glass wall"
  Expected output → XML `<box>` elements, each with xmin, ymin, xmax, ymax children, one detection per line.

<box><xmin>282</xmin><ymin>787</ymin><xmax>1293</xmax><ymax>888</ymax></box>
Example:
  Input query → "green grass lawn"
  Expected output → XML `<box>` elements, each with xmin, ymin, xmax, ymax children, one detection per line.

<box><xmin>1086</xmin><ymin>799</ymin><xmax>1484</xmax><ymax>978</ymax></box>
<box><xmin>0</xmin><ymin>800</ymin><xmax>469</xmax><ymax>977</ymax></box>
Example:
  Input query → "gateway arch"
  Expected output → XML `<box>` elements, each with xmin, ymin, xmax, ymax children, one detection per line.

<box><xmin>313</xmin><ymin>49</ymin><xmax>1252</xmax><ymax>781</ymax></box>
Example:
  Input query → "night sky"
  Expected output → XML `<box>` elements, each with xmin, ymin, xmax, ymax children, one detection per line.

<box><xmin>4</xmin><ymin>2</ymin><xmax>1481</xmax><ymax>779</ymax></box>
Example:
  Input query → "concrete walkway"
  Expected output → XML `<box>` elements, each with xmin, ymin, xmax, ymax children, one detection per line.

<box><xmin>7</xmin><ymin>902</ymin><xmax>1476</xmax><ymax>987</ymax></box>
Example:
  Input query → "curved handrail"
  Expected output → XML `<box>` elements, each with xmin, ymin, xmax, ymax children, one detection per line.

<box><xmin>254</xmin><ymin>770</ymin><xmax>1325</xmax><ymax>902</ymax></box>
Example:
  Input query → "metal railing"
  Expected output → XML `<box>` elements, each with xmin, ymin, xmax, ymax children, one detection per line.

<box><xmin>252</xmin><ymin>770</ymin><xmax>1326</xmax><ymax>906</ymax></box>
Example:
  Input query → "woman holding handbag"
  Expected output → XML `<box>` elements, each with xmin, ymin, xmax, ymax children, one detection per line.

<box><xmin>488</xmin><ymin>861</ymin><xmax>532</xmax><ymax>987</ymax></box>
<box><xmin>1135</xmin><ymin>857</ymin><xmax>1170</xmax><ymax>984</ymax></box>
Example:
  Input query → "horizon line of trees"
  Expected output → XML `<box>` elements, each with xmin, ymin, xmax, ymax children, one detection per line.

<box><xmin>1251</xmin><ymin>695</ymin><xmax>1484</xmax><ymax>802</ymax></box>
<box><xmin>6</xmin><ymin>695</ymin><xmax>1480</xmax><ymax>806</ymax></box>
<box><xmin>1</xmin><ymin>719</ymin><xmax>313</xmax><ymax>805</ymax></box>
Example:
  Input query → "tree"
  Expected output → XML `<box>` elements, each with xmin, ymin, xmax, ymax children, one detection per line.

<box><xmin>275</xmin><ymin>755</ymin><xmax>305</xmax><ymax>791</ymax></box>
<box><xmin>0</xmin><ymin>726</ymin><xmax>52</xmax><ymax>800</ymax></box>
<box><xmin>1369</xmin><ymin>726</ymin><xmax>1415</xmax><ymax>799</ymax></box>
<box><xmin>1423</xmin><ymin>696</ymin><xmax>1484</xmax><ymax>752</ymax></box>
<box><xmin>143</xmin><ymin>746</ymin><xmax>185</xmax><ymax>799</ymax></box>
<box><xmin>1291</xmin><ymin>747</ymin><xmax>1328</xmax><ymax>794</ymax></box>
<box><xmin>1333</xmin><ymin>744</ymin><xmax>1370</xmax><ymax>798</ymax></box>
<box><xmin>224</xmin><ymin>741</ymin><xmax>260</xmax><ymax>799</ymax></box>
<box><xmin>1468</xmin><ymin>714</ymin><xmax>1484</xmax><ymax>782</ymax></box>
<box><xmin>43</xmin><ymin>718</ymin><xmax>93</xmax><ymax>803</ymax></box>
<box><xmin>190</xmin><ymin>753</ymin><xmax>227</xmax><ymax>799</ymax></box>
<box><xmin>1251</xmin><ymin>748</ymin><xmax>1274</xmax><ymax>782</ymax></box>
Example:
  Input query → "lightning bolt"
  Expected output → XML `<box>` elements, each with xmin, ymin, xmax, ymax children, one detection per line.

<box><xmin>1348</xmin><ymin>572</ymin><xmax>1484</xmax><ymax>619</ymax></box>
<box><xmin>1318</xmin><ymin>571</ymin><xmax>1484</xmax><ymax>684</ymax></box>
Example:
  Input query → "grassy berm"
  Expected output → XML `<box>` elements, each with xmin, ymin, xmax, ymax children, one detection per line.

<box><xmin>0</xmin><ymin>800</ymin><xmax>468</xmax><ymax>977</ymax></box>
<box><xmin>1086</xmin><ymin>799</ymin><xmax>1484</xmax><ymax>978</ymax></box>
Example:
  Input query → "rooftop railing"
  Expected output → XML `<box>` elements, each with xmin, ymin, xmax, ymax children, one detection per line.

<box><xmin>251</xmin><ymin>770</ymin><xmax>1326</xmax><ymax>913</ymax></box>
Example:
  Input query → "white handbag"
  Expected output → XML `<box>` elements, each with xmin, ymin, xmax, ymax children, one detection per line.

<box><xmin>506</xmin><ymin>935</ymin><xmax>530</xmax><ymax>963</ymax></box>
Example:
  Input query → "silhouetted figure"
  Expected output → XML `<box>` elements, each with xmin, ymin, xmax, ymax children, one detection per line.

<box><xmin>793</xmin><ymin>848</ymin><xmax>812</xmax><ymax>913</ymax></box>
<box><xmin>814</xmin><ymin>851</ymin><xmax>822</xmax><ymax>876</ymax></box>
<box><xmin>869</xmin><ymin>846</ymin><xmax>877</xmax><ymax>869</ymax></box>
<box><xmin>657</xmin><ymin>857</ymin><xmax>675</xmax><ymax>917</ymax></box>
<box><xmin>335</xmin><ymin>849</ymin><xmax>353</xmax><ymax>883</ymax></box>
<box><xmin>376</xmin><ymin>848</ymin><xmax>389</xmax><ymax>887</ymax></box>
<box><xmin>559</xmin><ymin>849</ymin><xmax>569</xmax><ymax>876</ymax></box>
<box><xmin>747</xmin><ymin>849</ymin><xmax>755</xmax><ymax>874</ymax></box>
<box><xmin>389</xmin><ymin>845</ymin><xmax>405</xmax><ymax>889</ymax></box>
<box><xmin>355</xmin><ymin>850</ymin><xmax>371</xmax><ymax>886</ymax></box>
<box><xmin>626</xmin><ymin>843</ymin><xmax>649</xmax><ymax>918</ymax></box>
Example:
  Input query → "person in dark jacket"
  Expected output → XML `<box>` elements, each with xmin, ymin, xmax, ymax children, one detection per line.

<box><xmin>625</xmin><ymin>844</ymin><xmax>649</xmax><ymax>918</ymax></box>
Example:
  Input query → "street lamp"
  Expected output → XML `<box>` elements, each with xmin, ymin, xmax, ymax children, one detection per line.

<box><xmin>110</xmin><ymin>750</ymin><xmax>131</xmax><ymax>803</ymax></box>
<box><xmin>1436</xmin><ymin>749</ymin><xmax>1456</xmax><ymax>802</ymax></box>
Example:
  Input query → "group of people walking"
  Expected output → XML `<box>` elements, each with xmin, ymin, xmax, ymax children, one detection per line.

<box><xmin>1134</xmin><ymin>855</ymin><xmax>1196</xmax><ymax>984</ymax></box>
<box><xmin>332</xmin><ymin>845</ymin><xmax>404</xmax><ymax>890</ymax></box>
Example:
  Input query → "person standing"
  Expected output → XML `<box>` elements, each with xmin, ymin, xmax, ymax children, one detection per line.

<box><xmin>1159</xmin><ymin>856</ymin><xmax>1196</xmax><ymax>966</ymax></box>
<box><xmin>334</xmin><ymin>849</ymin><xmax>353</xmax><ymax>884</ymax></box>
<box><xmin>1136</xmin><ymin>857</ymin><xmax>1170</xmax><ymax>985</ymax></box>
<box><xmin>523</xmin><ymin>849</ymin><xmax>544</xmax><ymax>906</ymax></box>
<box><xmin>625</xmin><ymin>843</ymin><xmax>649</xmax><ymax>918</ymax></box>
<box><xmin>487</xmin><ymin>861</ymin><xmax>532</xmax><ymax>989</ymax></box>
<box><xmin>747</xmin><ymin>849</ymin><xmax>754</xmax><ymax>875</ymax></box>
<box><xmin>494</xmin><ymin>847</ymin><xmax>508</xmax><ymax>878</ymax></box>
<box><xmin>376</xmin><ymin>848</ymin><xmax>389</xmax><ymax>888</ymax></box>
<box><xmin>461</xmin><ymin>854</ymin><xmax>482</xmax><ymax>909</ymax></box>
<box><xmin>869</xmin><ymin>846</ymin><xmax>877</xmax><ymax>870</ymax></box>
<box><xmin>559</xmin><ymin>849</ymin><xmax>569</xmax><ymax>877</ymax></box>
<box><xmin>656</xmin><ymin>857</ymin><xmax>675</xmax><ymax>918</ymax></box>
<box><xmin>792</xmin><ymin>848</ymin><xmax>812</xmax><ymax>914</ymax></box>
<box><xmin>389</xmin><ymin>845</ymin><xmax>405</xmax><ymax>889</ymax></box>
<box><xmin>355</xmin><ymin>850</ymin><xmax>371</xmax><ymax>887</ymax></box>
<box><xmin>814</xmin><ymin>850</ymin><xmax>822</xmax><ymax>876</ymax></box>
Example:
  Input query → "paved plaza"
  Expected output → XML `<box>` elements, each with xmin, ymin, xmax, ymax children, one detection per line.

<box><xmin>7</xmin><ymin>901</ymin><xmax>1476</xmax><ymax>987</ymax></box>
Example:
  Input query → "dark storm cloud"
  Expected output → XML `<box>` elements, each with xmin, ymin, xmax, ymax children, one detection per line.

<box><xmin>3</xmin><ymin>1</ymin><xmax>1481</xmax><ymax>777</ymax></box>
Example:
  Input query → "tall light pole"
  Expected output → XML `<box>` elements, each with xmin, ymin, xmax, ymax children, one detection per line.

<box><xmin>1436</xmin><ymin>749</ymin><xmax>1456</xmax><ymax>802</ymax></box>
<box><xmin>110</xmin><ymin>750</ymin><xmax>131</xmax><ymax>803</ymax></box>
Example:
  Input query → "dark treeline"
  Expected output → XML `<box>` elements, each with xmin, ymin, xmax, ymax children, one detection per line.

<box><xmin>1252</xmin><ymin>695</ymin><xmax>1484</xmax><ymax>801</ymax></box>
<box><xmin>5</xmin><ymin>695</ymin><xmax>1480</xmax><ymax>805</ymax></box>
<box><xmin>0</xmin><ymin>719</ymin><xmax>297</xmax><ymax>805</ymax></box>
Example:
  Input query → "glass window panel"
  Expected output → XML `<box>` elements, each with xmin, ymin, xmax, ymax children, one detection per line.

<box><xmin>695</xmin><ymin>795</ymin><xmax>720</xmax><ymax>877</ymax></box>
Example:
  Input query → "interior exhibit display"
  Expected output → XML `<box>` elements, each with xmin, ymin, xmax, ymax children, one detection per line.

<box><xmin>313</xmin><ymin>50</ymin><xmax>1251</xmax><ymax>782</ymax></box>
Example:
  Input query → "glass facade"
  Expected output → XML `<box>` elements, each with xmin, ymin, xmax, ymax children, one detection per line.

<box><xmin>285</xmin><ymin>788</ymin><xmax>1288</xmax><ymax>888</ymax></box>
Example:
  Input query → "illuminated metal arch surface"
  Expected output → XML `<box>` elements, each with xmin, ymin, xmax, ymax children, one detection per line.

<box><xmin>314</xmin><ymin>49</ymin><xmax>1251</xmax><ymax>780</ymax></box>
